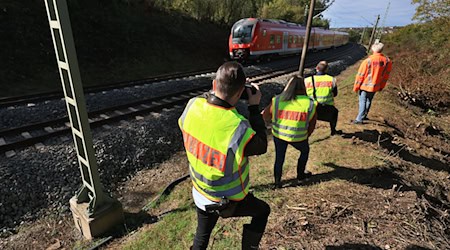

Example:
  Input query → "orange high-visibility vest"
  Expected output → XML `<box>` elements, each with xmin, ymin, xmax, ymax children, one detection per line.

<box><xmin>354</xmin><ymin>53</ymin><xmax>392</xmax><ymax>92</ymax></box>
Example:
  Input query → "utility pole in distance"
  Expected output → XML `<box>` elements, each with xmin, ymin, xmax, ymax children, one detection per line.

<box><xmin>299</xmin><ymin>0</ymin><xmax>316</xmax><ymax>76</ymax></box>
<box><xmin>359</xmin><ymin>26</ymin><xmax>367</xmax><ymax>44</ymax></box>
<box><xmin>376</xmin><ymin>1</ymin><xmax>391</xmax><ymax>41</ymax></box>
<box><xmin>367</xmin><ymin>15</ymin><xmax>380</xmax><ymax>53</ymax></box>
<box><xmin>43</xmin><ymin>0</ymin><xmax>123</xmax><ymax>239</ymax></box>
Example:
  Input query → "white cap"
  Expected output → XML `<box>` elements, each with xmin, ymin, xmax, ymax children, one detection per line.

<box><xmin>371</xmin><ymin>42</ymin><xmax>384</xmax><ymax>53</ymax></box>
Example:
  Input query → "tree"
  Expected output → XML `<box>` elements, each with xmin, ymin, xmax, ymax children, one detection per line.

<box><xmin>145</xmin><ymin>0</ymin><xmax>333</xmax><ymax>27</ymax></box>
<box><xmin>312</xmin><ymin>17</ymin><xmax>330</xmax><ymax>29</ymax></box>
<box><xmin>411</xmin><ymin>0</ymin><xmax>450</xmax><ymax>21</ymax></box>
<box><xmin>259</xmin><ymin>0</ymin><xmax>304</xmax><ymax>23</ymax></box>
<box><xmin>347</xmin><ymin>29</ymin><xmax>361</xmax><ymax>43</ymax></box>
<box><xmin>258</xmin><ymin>0</ymin><xmax>331</xmax><ymax>27</ymax></box>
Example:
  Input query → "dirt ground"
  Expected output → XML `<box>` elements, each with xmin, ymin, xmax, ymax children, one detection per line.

<box><xmin>1</xmin><ymin>62</ymin><xmax>449</xmax><ymax>250</ymax></box>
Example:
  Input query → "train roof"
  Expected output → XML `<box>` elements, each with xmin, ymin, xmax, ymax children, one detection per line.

<box><xmin>233</xmin><ymin>17</ymin><xmax>348</xmax><ymax>34</ymax></box>
<box><xmin>233</xmin><ymin>18</ymin><xmax>349</xmax><ymax>35</ymax></box>
<box><xmin>232</xmin><ymin>18</ymin><xmax>302</xmax><ymax>28</ymax></box>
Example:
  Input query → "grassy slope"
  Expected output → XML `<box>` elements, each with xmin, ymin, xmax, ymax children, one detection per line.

<box><xmin>2</xmin><ymin>59</ymin><xmax>447</xmax><ymax>249</ymax></box>
<box><xmin>0</xmin><ymin>0</ymin><xmax>228</xmax><ymax>98</ymax></box>
<box><xmin>113</xmin><ymin>63</ymin><xmax>449</xmax><ymax>249</ymax></box>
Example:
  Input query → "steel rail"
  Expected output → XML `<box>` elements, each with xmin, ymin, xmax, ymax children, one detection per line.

<box><xmin>0</xmin><ymin>43</ymin><xmax>360</xmax><ymax>108</ymax></box>
<box><xmin>0</xmin><ymin>43</ymin><xmax>364</xmax><ymax>153</ymax></box>
<box><xmin>0</xmin><ymin>68</ymin><xmax>217</xmax><ymax>108</ymax></box>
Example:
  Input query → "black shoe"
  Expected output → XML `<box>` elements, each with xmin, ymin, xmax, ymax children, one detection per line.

<box><xmin>274</xmin><ymin>175</ymin><xmax>282</xmax><ymax>189</ymax></box>
<box><xmin>363</xmin><ymin>117</ymin><xmax>369</xmax><ymax>121</ymax></box>
<box><xmin>297</xmin><ymin>171</ymin><xmax>312</xmax><ymax>181</ymax></box>
<box><xmin>242</xmin><ymin>224</ymin><xmax>264</xmax><ymax>250</ymax></box>
<box><xmin>353</xmin><ymin>120</ymin><xmax>363</xmax><ymax>124</ymax></box>
<box><xmin>331</xmin><ymin>130</ymin><xmax>343</xmax><ymax>136</ymax></box>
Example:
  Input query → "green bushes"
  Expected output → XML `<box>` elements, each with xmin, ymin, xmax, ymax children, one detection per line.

<box><xmin>147</xmin><ymin>0</ymin><xmax>331</xmax><ymax>27</ymax></box>
<box><xmin>386</xmin><ymin>18</ymin><xmax>449</xmax><ymax>52</ymax></box>
<box><xmin>383</xmin><ymin>17</ymin><xmax>450</xmax><ymax>111</ymax></box>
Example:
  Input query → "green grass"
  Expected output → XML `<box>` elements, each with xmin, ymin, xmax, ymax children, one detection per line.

<box><xmin>120</xmin><ymin>133</ymin><xmax>383</xmax><ymax>249</ymax></box>
<box><xmin>118</xmin><ymin>64</ymin><xmax>388</xmax><ymax>249</ymax></box>
<box><xmin>123</xmin><ymin>209</ymin><xmax>196</xmax><ymax>250</ymax></box>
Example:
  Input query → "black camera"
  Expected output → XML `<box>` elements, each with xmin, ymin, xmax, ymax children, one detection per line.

<box><xmin>205</xmin><ymin>197</ymin><xmax>229</xmax><ymax>213</ymax></box>
<box><xmin>240</xmin><ymin>84</ymin><xmax>257</xmax><ymax>100</ymax></box>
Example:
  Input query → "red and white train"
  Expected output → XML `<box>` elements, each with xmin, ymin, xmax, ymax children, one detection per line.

<box><xmin>229</xmin><ymin>18</ymin><xmax>349</xmax><ymax>60</ymax></box>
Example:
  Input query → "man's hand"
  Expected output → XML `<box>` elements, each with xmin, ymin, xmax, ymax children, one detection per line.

<box><xmin>247</xmin><ymin>83</ymin><xmax>261</xmax><ymax>106</ymax></box>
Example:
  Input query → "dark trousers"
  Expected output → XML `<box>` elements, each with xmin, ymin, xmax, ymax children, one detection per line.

<box><xmin>317</xmin><ymin>104</ymin><xmax>339</xmax><ymax>133</ymax></box>
<box><xmin>273</xmin><ymin>136</ymin><xmax>310</xmax><ymax>180</ymax></box>
<box><xmin>192</xmin><ymin>193</ymin><xmax>270</xmax><ymax>250</ymax></box>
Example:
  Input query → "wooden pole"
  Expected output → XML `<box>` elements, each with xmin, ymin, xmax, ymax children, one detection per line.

<box><xmin>299</xmin><ymin>0</ymin><xmax>316</xmax><ymax>76</ymax></box>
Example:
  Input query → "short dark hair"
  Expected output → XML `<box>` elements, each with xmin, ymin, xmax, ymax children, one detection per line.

<box><xmin>215</xmin><ymin>62</ymin><xmax>246</xmax><ymax>98</ymax></box>
<box><xmin>280</xmin><ymin>75</ymin><xmax>306</xmax><ymax>101</ymax></box>
<box><xmin>316</xmin><ymin>61</ymin><xmax>328</xmax><ymax>72</ymax></box>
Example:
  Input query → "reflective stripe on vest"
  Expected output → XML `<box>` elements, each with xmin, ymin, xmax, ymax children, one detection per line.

<box><xmin>272</xmin><ymin>95</ymin><xmax>315</xmax><ymax>142</ymax></box>
<box><xmin>360</xmin><ymin>54</ymin><xmax>391</xmax><ymax>92</ymax></box>
<box><xmin>189</xmin><ymin>157</ymin><xmax>249</xmax><ymax>187</ymax></box>
<box><xmin>305</xmin><ymin>75</ymin><xmax>334</xmax><ymax>105</ymax></box>
<box><xmin>192</xmin><ymin>173</ymin><xmax>250</xmax><ymax>198</ymax></box>
<box><xmin>178</xmin><ymin>97</ymin><xmax>254</xmax><ymax>201</ymax></box>
<box><xmin>366</xmin><ymin>58</ymin><xmax>373</xmax><ymax>87</ymax></box>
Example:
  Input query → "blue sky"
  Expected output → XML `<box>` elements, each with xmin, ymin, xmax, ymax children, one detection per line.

<box><xmin>321</xmin><ymin>0</ymin><xmax>418</xmax><ymax>28</ymax></box>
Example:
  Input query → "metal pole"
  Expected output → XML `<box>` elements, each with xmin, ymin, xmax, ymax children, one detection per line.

<box><xmin>359</xmin><ymin>26</ymin><xmax>367</xmax><ymax>44</ymax></box>
<box><xmin>299</xmin><ymin>0</ymin><xmax>316</xmax><ymax>76</ymax></box>
<box><xmin>367</xmin><ymin>15</ymin><xmax>380</xmax><ymax>53</ymax></box>
<box><xmin>376</xmin><ymin>1</ymin><xmax>391</xmax><ymax>41</ymax></box>
<box><xmin>43</xmin><ymin>0</ymin><xmax>123</xmax><ymax>239</ymax></box>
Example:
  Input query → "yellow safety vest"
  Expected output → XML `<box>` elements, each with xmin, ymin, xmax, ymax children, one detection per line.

<box><xmin>178</xmin><ymin>97</ymin><xmax>255</xmax><ymax>201</ymax></box>
<box><xmin>271</xmin><ymin>95</ymin><xmax>316</xmax><ymax>142</ymax></box>
<box><xmin>305</xmin><ymin>75</ymin><xmax>335</xmax><ymax>106</ymax></box>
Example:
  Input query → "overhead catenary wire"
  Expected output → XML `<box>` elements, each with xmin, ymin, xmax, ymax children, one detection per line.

<box><xmin>321</xmin><ymin>1</ymin><xmax>384</xmax><ymax>28</ymax></box>
<box><xmin>321</xmin><ymin>5</ymin><xmax>375</xmax><ymax>28</ymax></box>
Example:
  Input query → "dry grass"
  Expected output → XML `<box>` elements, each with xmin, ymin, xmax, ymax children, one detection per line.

<box><xmin>116</xmin><ymin>62</ymin><xmax>450</xmax><ymax>249</ymax></box>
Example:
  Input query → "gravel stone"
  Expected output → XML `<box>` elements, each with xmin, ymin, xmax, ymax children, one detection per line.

<box><xmin>0</xmin><ymin>47</ymin><xmax>365</xmax><ymax>236</ymax></box>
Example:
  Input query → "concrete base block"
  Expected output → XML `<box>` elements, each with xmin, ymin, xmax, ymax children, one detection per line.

<box><xmin>69</xmin><ymin>196</ymin><xmax>124</xmax><ymax>240</ymax></box>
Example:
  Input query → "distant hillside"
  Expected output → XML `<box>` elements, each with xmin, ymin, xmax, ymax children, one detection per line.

<box><xmin>0</xmin><ymin>0</ymin><xmax>229</xmax><ymax>97</ymax></box>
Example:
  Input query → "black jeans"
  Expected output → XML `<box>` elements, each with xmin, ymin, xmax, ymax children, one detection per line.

<box><xmin>273</xmin><ymin>136</ymin><xmax>310</xmax><ymax>180</ymax></box>
<box><xmin>192</xmin><ymin>193</ymin><xmax>270</xmax><ymax>250</ymax></box>
<box><xmin>317</xmin><ymin>104</ymin><xmax>339</xmax><ymax>133</ymax></box>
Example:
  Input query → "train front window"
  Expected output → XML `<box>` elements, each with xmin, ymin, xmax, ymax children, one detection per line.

<box><xmin>232</xmin><ymin>24</ymin><xmax>254</xmax><ymax>44</ymax></box>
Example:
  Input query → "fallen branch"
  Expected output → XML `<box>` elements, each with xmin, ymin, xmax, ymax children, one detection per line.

<box><xmin>327</xmin><ymin>204</ymin><xmax>352</xmax><ymax>220</ymax></box>
<box><xmin>286</xmin><ymin>204</ymin><xmax>308</xmax><ymax>211</ymax></box>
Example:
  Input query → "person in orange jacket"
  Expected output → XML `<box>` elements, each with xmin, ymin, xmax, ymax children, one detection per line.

<box><xmin>353</xmin><ymin>42</ymin><xmax>393</xmax><ymax>124</ymax></box>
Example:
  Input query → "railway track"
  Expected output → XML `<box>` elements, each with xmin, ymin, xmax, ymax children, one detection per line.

<box><xmin>0</xmin><ymin>43</ymin><xmax>365</xmax><ymax>155</ymax></box>
<box><xmin>0</xmin><ymin>68</ymin><xmax>217</xmax><ymax>109</ymax></box>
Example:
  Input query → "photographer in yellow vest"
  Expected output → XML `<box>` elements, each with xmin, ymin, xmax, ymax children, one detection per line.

<box><xmin>262</xmin><ymin>76</ymin><xmax>317</xmax><ymax>188</ymax></box>
<box><xmin>304</xmin><ymin>61</ymin><xmax>341</xmax><ymax>135</ymax></box>
<box><xmin>179</xmin><ymin>62</ymin><xmax>270</xmax><ymax>250</ymax></box>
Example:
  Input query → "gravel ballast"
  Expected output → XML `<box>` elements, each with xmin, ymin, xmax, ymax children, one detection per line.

<box><xmin>0</xmin><ymin>47</ymin><xmax>365</xmax><ymax>237</ymax></box>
